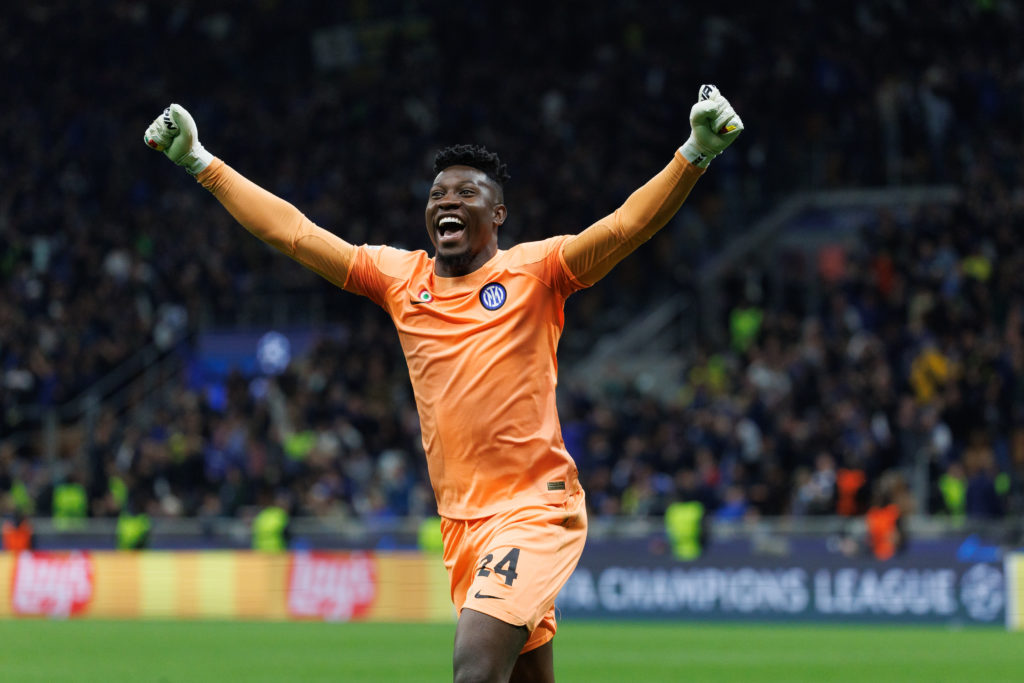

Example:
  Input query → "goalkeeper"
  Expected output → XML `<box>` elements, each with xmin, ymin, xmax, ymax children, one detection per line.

<box><xmin>145</xmin><ymin>85</ymin><xmax>741</xmax><ymax>683</ymax></box>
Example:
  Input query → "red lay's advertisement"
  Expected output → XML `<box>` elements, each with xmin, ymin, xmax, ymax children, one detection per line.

<box><xmin>11</xmin><ymin>551</ymin><xmax>95</xmax><ymax>618</ymax></box>
<box><xmin>287</xmin><ymin>552</ymin><xmax>378</xmax><ymax>621</ymax></box>
<box><xmin>0</xmin><ymin>551</ymin><xmax>449</xmax><ymax>622</ymax></box>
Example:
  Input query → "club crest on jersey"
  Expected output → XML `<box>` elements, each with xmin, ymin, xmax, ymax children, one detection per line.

<box><xmin>479</xmin><ymin>283</ymin><xmax>507</xmax><ymax>310</ymax></box>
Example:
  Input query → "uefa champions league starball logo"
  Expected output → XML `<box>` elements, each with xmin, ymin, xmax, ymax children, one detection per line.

<box><xmin>257</xmin><ymin>331</ymin><xmax>292</xmax><ymax>375</ymax></box>
<box><xmin>959</xmin><ymin>564</ymin><xmax>1004</xmax><ymax>621</ymax></box>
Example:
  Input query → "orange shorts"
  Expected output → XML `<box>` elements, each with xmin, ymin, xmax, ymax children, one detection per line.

<box><xmin>441</xmin><ymin>488</ymin><xmax>587</xmax><ymax>654</ymax></box>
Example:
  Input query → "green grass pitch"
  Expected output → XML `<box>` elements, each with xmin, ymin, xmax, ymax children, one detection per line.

<box><xmin>0</xmin><ymin>619</ymin><xmax>1021</xmax><ymax>682</ymax></box>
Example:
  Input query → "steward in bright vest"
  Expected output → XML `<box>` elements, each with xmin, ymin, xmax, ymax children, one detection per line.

<box><xmin>117</xmin><ymin>511</ymin><xmax>151</xmax><ymax>550</ymax></box>
<box><xmin>52</xmin><ymin>479</ymin><xmax>88</xmax><ymax>530</ymax></box>
<box><xmin>665</xmin><ymin>500</ymin><xmax>706</xmax><ymax>560</ymax></box>
<box><xmin>939</xmin><ymin>464</ymin><xmax>966</xmax><ymax>519</ymax></box>
<box><xmin>252</xmin><ymin>505</ymin><xmax>290</xmax><ymax>552</ymax></box>
<box><xmin>2</xmin><ymin>512</ymin><xmax>33</xmax><ymax>552</ymax></box>
<box><xmin>417</xmin><ymin>516</ymin><xmax>444</xmax><ymax>554</ymax></box>
<box><xmin>836</xmin><ymin>468</ymin><xmax>866</xmax><ymax>516</ymax></box>
<box><xmin>866</xmin><ymin>503</ymin><xmax>903</xmax><ymax>561</ymax></box>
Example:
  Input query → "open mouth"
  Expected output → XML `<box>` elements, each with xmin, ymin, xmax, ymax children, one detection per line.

<box><xmin>436</xmin><ymin>215</ymin><xmax>465</xmax><ymax>246</ymax></box>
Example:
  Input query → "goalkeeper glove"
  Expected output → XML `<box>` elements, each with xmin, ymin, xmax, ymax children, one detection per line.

<box><xmin>143</xmin><ymin>103</ymin><xmax>213</xmax><ymax>175</ymax></box>
<box><xmin>679</xmin><ymin>84</ymin><xmax>744</xmax><ymax>168</ymax></box>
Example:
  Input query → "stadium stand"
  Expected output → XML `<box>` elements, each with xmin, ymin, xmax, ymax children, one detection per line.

<box><xmin>2</xmin><ymin>2</ymin><xmax>1023</xmax><ymax>532</ymax></box>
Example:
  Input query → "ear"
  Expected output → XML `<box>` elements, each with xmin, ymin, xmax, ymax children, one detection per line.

<box><xmin>493</xmin><ymin>203</ymin><xmax>507</xmax><ymax>229</ymax></box>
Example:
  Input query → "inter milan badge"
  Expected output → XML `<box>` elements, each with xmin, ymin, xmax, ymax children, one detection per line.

<box><xmin>479</xmin><ymin>282</ymin><xmax>507</xmax><ymax>310</ymax></box>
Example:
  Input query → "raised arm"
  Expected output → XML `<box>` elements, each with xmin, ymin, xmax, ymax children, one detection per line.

<box><xmin>563</xmin><ymin>85</ymin><xmax>743</xmax><ymax>286</ymax></box>
<box><xmin>144</xmin><ymin>104</ymin><xmax>355</xmax><ymax>288</ymax></box>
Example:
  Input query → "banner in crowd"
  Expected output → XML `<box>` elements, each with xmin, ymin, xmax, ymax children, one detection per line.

<box><xmin>0</xmin><ymin>551</ymin><xmax>453</xmax><ymax>622</ymax></box>
<box><xmin>556</xmin><ymin>548</ymin><xmax>1007</xmax><ymax>626</ymax></box>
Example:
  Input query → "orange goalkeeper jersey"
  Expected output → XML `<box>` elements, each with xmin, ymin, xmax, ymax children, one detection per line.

<box><xmin>344</xmin><ymin>237</ymin><xmax>585</xmax><ymax>517</ymax></box>
<box><xmin>198</xmin><ymin>152</ymin><xmax>703</xmax><ymax>518</ymax></box>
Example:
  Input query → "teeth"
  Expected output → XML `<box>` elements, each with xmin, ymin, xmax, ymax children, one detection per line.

<box><xmin>438</xmin><ymin>216</ymin><xmax>464</xmax><ymax>228</ymax></box>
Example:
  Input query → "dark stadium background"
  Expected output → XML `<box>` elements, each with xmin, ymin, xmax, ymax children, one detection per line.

<box><xmin>2</xmin><ymin>0</ymin><xmax>1023</xmax><ymax>634</ymax></box>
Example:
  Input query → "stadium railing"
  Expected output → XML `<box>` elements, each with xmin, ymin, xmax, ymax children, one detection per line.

<box><xmin>20</xmin><ymin>514</ymin><xmax>1020</xmax><ymax>552</ymax></box>
<box><xmin>696</xmin><ymin>184</ymin><xmax>962</xmax><ymax>343</ymax></box>
<box><xmin>7</xmin><ymin>340</ymin><xmax>185</xmax><ymax>460</ymax></box>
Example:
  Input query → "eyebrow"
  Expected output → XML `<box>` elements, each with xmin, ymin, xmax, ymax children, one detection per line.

<box><xmin>430</xmin><ymin>179</ymin><xmax>483</xmax><ymax>190</ymax></box>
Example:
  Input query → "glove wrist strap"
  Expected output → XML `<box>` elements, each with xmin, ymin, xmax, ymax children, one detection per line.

<box><xmin>679</xmin><ymin>137</ymin><xmax>716</xmax><ymax>168</ymax></box>
<box><xmin>180</xmin><ymin>144</ymin><xmax>213</xmax><ymax>176</ymax></box>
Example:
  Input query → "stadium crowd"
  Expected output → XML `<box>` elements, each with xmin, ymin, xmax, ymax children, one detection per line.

<box><xmin>2</xmin><ymin>2</ymin><xmax>1024</xmax><ymax>528</ymax></box>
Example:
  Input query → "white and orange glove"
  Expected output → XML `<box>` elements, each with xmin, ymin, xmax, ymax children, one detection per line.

<box><xmin>679</xmin><ymin>84</ymin><xmax>744</xmax><ymax>168</ymax></box>
<box><xmin>143</xmin><ymin>103</ymin><xmax>213</xmax><ymax>175</ymax></box>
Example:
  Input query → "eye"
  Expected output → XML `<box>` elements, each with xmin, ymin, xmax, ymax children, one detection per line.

<box><xmin>429</xmin><ymin>190</ymin><xmax>443</xmax><ymax>199</ymax></box>
<box><xmin>459</xmin><ymin>189</ymin><xmax>475</xmax><ymax>196</ymax></box>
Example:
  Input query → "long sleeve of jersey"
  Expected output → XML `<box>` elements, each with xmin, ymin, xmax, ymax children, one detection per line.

<box><xmin>562</xmin><ymin>151</ymin><xmax>704</xmax><ymax>286</ymax></box>
<box><xmin>196</xmin><ymin>158</ymin><xmax>355</xmax><ymax>288</ymax></box>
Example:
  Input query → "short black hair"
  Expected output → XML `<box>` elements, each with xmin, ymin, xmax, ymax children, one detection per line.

<box><xmin>433</xmin><ymin>144</ymin><xmax>510</xmax><ymax>187</ymax></box>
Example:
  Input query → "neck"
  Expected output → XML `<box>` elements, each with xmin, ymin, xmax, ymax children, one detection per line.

<box><xmin>435</xmin><ymin>244</ymin><xmax>497</xmax><ymax>277</ymax></box>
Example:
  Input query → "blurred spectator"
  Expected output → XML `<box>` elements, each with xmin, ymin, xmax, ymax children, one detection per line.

<box><xmin>665</xmin><ymin>498</ymin><xmax>707</xmax><ymax>561</ymax></box>
<box><xmin>252</xmin><ymin>489</ymin><xmax>292</xmax><ymax>552</ymax></box>
<box><xmin>1</xmin><ymin>510</ymin><xmax>33</xmax><ymax>553</ymax></box>
<box><xmin>116</xmin><ymin>492</ymin><xmax>151</xmax><ymax>551</ymax></box>
<box><xmin>865</xmin><ymin>472</ymin><xmax>909</xmax><ymax>561</ymax></box>
<box><xmin>938</xmin><ymin>461</ymin><xmax>967</xmax><ymax>519</ymax></box>
<box><xmin>964</xmin><ymin>432</ymin><xmax>1004</xmax><ymax>519</ymax></box>
<box><xmin>51</xmin><ymin>471</ymin><xmax>88</xmax><ymax>530</ymax></box>
<box><xmin>835</xmin><ymin>463</ymin><xmax>867</xmax><ymax>517</ymax></box>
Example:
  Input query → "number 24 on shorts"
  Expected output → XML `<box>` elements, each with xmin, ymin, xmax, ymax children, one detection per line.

<box><xmin>477</xmin><ymin>548</ymin><xmax>520</xmax><ymax>585</ymax></box>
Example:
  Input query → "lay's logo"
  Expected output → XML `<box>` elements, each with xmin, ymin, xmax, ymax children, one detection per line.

<box><xmin>12</xmin><ymin>551</ymin><xmax>95</xmax><ymax>618</ymax></box>
<box><xmin>287</xmin><ymin>552</ymin><xmax>377</xmax><ymax>621</ymax></box>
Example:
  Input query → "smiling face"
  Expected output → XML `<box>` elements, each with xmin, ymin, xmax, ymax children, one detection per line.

<box><xmin>425</xmin><ymin>165</ymin><xmax>506</xmax><ymax>277</ymax></box>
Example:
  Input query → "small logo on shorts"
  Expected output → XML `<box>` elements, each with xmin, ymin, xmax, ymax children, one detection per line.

<box><xmin>473</xmin><ymin>590</ymin><xmax>504</xmax><ymax>600</ymax></box>
<box><xmin>479</xmin><ymin>283</ymin><xmax>507</xmax><ymax>310</ymax></box>
<box><xmin>547</xmin><ymin>481</ymin><xmax>566</xmax><ymax>491</ymax></box>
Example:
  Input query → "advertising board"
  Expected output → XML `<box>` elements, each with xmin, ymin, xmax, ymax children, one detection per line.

<box><xmin>557</xmin><ymin>547</ymin><xmax>1005</xmax><ymax>625</ymax></box>
<box><xmin>0</xmin><ymin>551</ymin><xmax>451</xmax><ymax>622</ymax></box>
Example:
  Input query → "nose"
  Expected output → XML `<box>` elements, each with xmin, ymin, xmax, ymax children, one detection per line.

<box><xmin>438</xmin><ymin>193</ymin><xmax>461</xmax><ymax>209</ymax></box>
